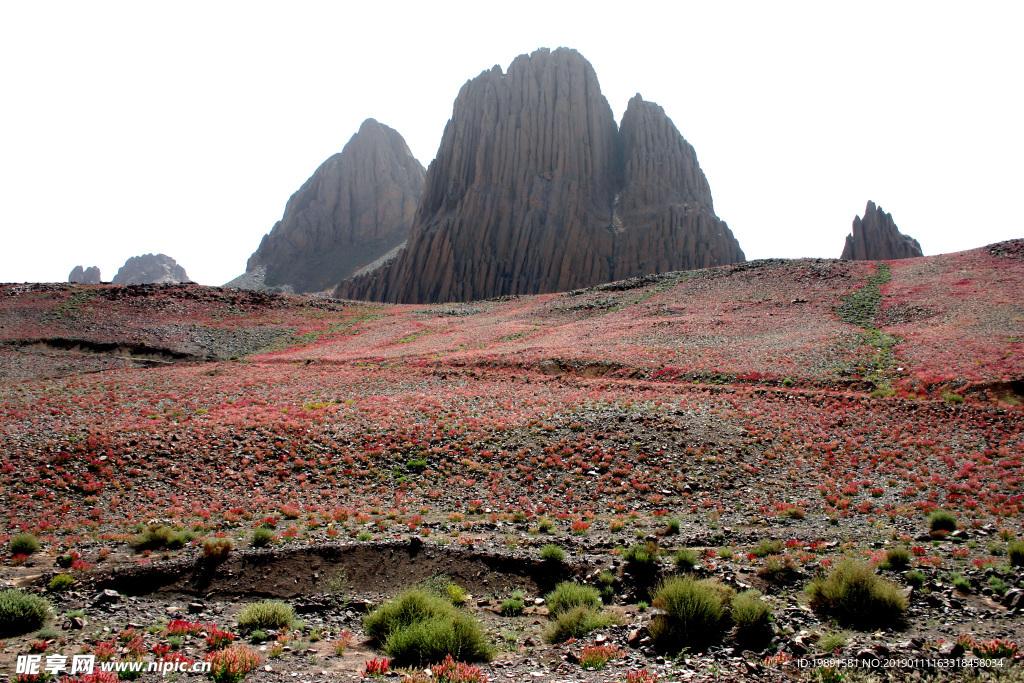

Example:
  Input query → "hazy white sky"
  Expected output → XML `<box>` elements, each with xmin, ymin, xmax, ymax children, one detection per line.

<box><xmin>1</xmin><ymin>1</ymin><xmax>1021</xmax><ymax>286</ymax></box>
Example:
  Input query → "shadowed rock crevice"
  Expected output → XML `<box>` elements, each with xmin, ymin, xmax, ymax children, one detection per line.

<box><xmin>336</xmin><ymin>48</ymin><xmax>744</xmax><ymax>304</ymax></box>
<box><xmin>841</xmin><ymin>201</ymin><xmax>923</xmax><ymax>261</ymax></box>
<box><xmin>240</xmin><ymin>119</ymin><xmax>425</xmax><ymax>293</ymax></box>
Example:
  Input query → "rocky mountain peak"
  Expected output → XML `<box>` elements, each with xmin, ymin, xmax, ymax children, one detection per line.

<box><xmin>68</xmin><ymin>265</ymin><xmax>101</xmax><ymax>284</ymax></box>
<box><xmin>335</xmin><ymin>48</ymin><xmax>744</xmax><ymax>304</ymax></box>
<box><xmin>236</xmin><ymin>118</ymin><xmax>425</xmax><ymax>293</ymax></box>
<box><xmin>841</xmin><ymin>201</ymin><xmax>923</xmax><ymax>260</ymax></box>
<box><xmin>111</xmin><ymin>254</ymin><xmax>191</xmax><ymax>285</ymax></box>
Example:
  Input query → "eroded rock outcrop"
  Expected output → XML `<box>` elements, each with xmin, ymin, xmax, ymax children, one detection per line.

<box><xmin>841</xmin><ymin>201</ymin><xmax>922</xmax><ymax>261</ymax></box>
<box><xmin>68</xmin><ymin>266</ymin><xmax>101</xmax><ymax>284</ymax></box>
<box><xmin>112</xmin><ymin>254</ymin><xmax>191</xmax><ymax>285</ymax></box>
<box><xmin>237</xmin><ymin>119</ymin><xmax>425</xmax><ymax>293</ymax></box>
<box><xmin>335</xmin><ymin>48</ymin><xmax>744</xmax><ymax>304</ymax></box>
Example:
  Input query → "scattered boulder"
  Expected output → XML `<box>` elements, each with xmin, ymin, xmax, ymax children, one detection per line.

<box><xmin>336</xmin><ymin>48</ymin><xmax>744</xmax><ymax>304</ymax></box>
<box><xmin>234</xmin><ymin>118</ymin><xmax>425</xmax><ymax>294</ymax></box>
<box><xmin>68</xmin><ymin>266</ymin><xmax>101</xmax><ymax>284</ymax></box>
<box><xmin>111</xmin><ymin>254</ymin><xmax>191</xmax><ymax>285</ymax></box>
<box><xmin>841</xmin><ymin>201</ymin><xmax>923</xmax><ymax>261</ymax></box>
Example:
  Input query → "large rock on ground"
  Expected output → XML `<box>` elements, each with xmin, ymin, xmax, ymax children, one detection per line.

<box><xmin>68</xmin><ymin>266</ymin><xmax>101</xmax><ymax>284</ymax></box>
<box><xmin>112</xmin><ymin>254</ymin><xmax>191</xmax><ymax>285</ymax></box>
<box><xmin>841</xmin><ymin>201</ymin><xmax>923</xmax><ymax>260</ymax></box>
<box><xmin>335</xmin><ymin>48</ymin><xmax>744</xmax><ymax>304</ymax></box>
<box><xmin>238</xmin><ymin>119</ymin><xmax>425</xmax><ymax>293</ymax></box>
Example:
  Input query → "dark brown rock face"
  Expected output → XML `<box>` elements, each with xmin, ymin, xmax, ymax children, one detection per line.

<box><xmin>112</xmin><ymin>254</ymin><xmax>191</xmax><ymax>285</ymax></box>
<box><xmin>335</xmin><ymin>48</ymin><xmax>744</xmax><ymax>304</ymax></box>
<box><xmin>242</xmin><ymin>119</ymin><xmax>425</xmax><ymax>293</ymax></box>
<box><xmin>841</xmin><ymin>201</ymin><xmax>923</xmax><ymax>260</ymax></box>
<box><xmin>68</xmin><ymin>266</ymin><xmax>101</xmax><ymax>284</ymax></box>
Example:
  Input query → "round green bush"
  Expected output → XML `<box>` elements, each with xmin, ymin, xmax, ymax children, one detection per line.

<box><xmin>363</xmin><ymin>589</ymin><xmax>492</xmax><ymax>666</ymax></box>
<box><xmin>9</xmin><ymin>533</ymin><xmax>40</xmax><ymax>555</ymax></box>
<box><xmin>236</xmin><ymin>600</ymin><xmax>295</xmax><ymax>631</ymax></box>
<box><xmin>807</xmin><ymin>559</ymin><xmax>907</xmax><ymax>629</ymax></box>
<box><xmin>539</xmin><ymin>544</ymin><xmax>565</xmax><ymax>562</ymax></box>
<box><xmin>649</xmin><ymin>575</ymin><xmax>729</xmax><ymax>653</ymax></box>
<box><xmin>1008</xmin><ymin>539</ymin><xmax>1024</xmax><ymax>567</ymax></box>
<box><xmin>49</xmin><ymin>574</ymin><xmax>75</xmax><ymax>592</ymax></box>
<box><xmin>928</xmin><ymin>510</ymin><xmax>957</xmax><ymax>533</ymax></box>
<box><xmin>544</xmin><ymin>581</ymin><xmax>600</xmax><ymax>615</ymax></box>
<box><xmin>542</xmin><ymin>604</ymin><xmax>616</xmax><ymax>643</ymax></box>
<box><xmin>730</xmin><ymin>589</ymin><xmax>772</xmax><ymax>647</ymax></box>
<box><xmin>251</xmin><ymin>528</ymin><xmax>275</xmax><ymax>548</ymax></box>
<box><xmin>0</xmin><ymin>589</ymin><xmax>52</xmax><ymax>637</ymax></box>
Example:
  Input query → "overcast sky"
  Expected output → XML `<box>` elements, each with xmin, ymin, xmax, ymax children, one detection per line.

<box><xmin>1</xmin><ymin>1</ymin><xmax>1021</xmax><ymax>286</ymax></box>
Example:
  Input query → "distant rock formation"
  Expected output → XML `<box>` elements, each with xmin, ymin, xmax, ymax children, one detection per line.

<box><xmin>236</xmin><ymin>119</ymin><xmax>425</xmax><ymax>294</ymax></box>
<box><xmin>336</xmin><ymin>48</ymin><xmax>744</xmax><ymax>304</ymax></box>
<box><xmin>841</xmin><ymin>201</ymin><xmax>923</xmax><ymax>261</ymax></box>
<box><xmin>112</xmin><ymin>254</ymin><xmax>191</xmax><ymax>285</ymax></box>
<box><xmin>68</xmin><ymin>266</ymin><xmax>101</xmax><ymax>284</ymax></box>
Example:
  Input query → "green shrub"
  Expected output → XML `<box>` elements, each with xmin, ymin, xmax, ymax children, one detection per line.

<box><xmin>750</xmin><ymin>539</ymin><xmax>783</xmax><ymax>558</ymax></box>
<box><xmin>622</xmin><ymin>542</ymin><xmax>659</xmax><ymax>567</ymax></box>
<box><xmin>542</xmin><ymin>605</ymin><xmax>616</xmax><ymax>643</ymax></box>
<box><xmin>649</xmin><ymin>575</ymin><xmax>729</xmax><ymax>653</ymax></box>
<box><xmin>818</xmin><ymin>631</ymin><xmax>848</xmax><ymax>653</ymax></box>
<box><xmin>165</xmin><ymin>531</ymin><xmax>194</xmax><ymax>550</ymax></box>
<box><xmin>664</xmin><ymin>519</ymin><xmax>680</xmax><ymax>535</ymax></box>
<box><xmin>880</xmin><ymin>546</ymin><xmax>911</xmax><ymax>570</ymax></box>
<box><xmin>904</xmin><ymin>570</ymin><xmax>925</xmax><ymax>588</ymax></box>
<box><xmin>928</xmin><ymin>510</ymin><xmax>957</xmax><ymax>533</ymax></box>
<box><xmin>731</xmin><ymin>590</ymin><xmax>771</xmax><ymax>630</ymax></box>
<box><xmin>36</xmin><ymin>626</ymin><xmax>61</xmax><ymax>640</ymax></box>
<box><xmin>9</xmin><ymin>533</ymin><xmax>40</xmax><ymax>555</ymax></box>
<box><xmin>952</xmin><ymin>573</ymin><xmax>970</xmax><ymax>593</ymax></box>
<box><xmin>537</xmin><ymin>519</ymin><xmax>554</xmax><ymax>534</ymax></box>
<box><xmin>807</xmin><ymin>559</ymin><xmax>907</xmax><ymax>629</ymax></box>
<box><xmin>539</xmin><ymin>544</ymin><xmax>565</xmax><ymax>562</ymax></box>
<box><xmin>363</xmin><ymin>589</ymin><xmax>492</xmax><ymax>665</ymax></box>
<box><xmin>757</xmin><ymin>554</ymin><xmax>801</xmax><ymax>584</ymax></box>
<box><xmin>1008</xmin><ymin>539</ymin><xmax>1024</xmax><ymax>567</ymax></box>
<box><xmin>131</xmin><ymin>525</ymin><xmax>175</xmax><ymax>551</ymax></box>
<box><xmin>237</xmin><ymin>600</ymin><xmax>295</xmax><ymax>631</ymax></box>
<box><xmin>202</xmin><ymin>537</ymin><xmax>233</xmax><ymax>559</ymax></box>
<box><xmin>545</xmin><ymin>582</ymin><xmax>600</xmax><ymax>615</ymax></box>
<box><xmin>673</xmin><ymin>548</ymin><xmax>699</xmax><ymax>571</ymax></box>
<box><xmin>49</xmin><ymin>574</ymin><xmax>75</xmax><ymax>592</ymax></box>
<box><xmin>251</xmin><ymin>528</ymin><xmax>275</xmax><ymax>548</ymax></box>
<box><xmin>0</xmin><ymin>589</ymin><xmax>52</xmax><ymax>636</ymax></box>
<box><xmin>731</xmin><ymin>589</ymin><xmax>772</xmax><ymax>647</ymax></box>
<box><xmin>988</xmin><ymin>576</ymin><xmax>1008</xmax><ymax>596</ymax></box>
<box><xmin>499</xmin><ymin>595</ymin><xmax>524</xmax><ymax>616</ymax></box>
<box><xmin>445</xmin><ymin>584</ymin><xmax>467</xmax><ymax>606</ymax></box>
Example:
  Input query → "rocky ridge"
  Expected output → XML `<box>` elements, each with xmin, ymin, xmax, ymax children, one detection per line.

<box><xmin>336</xmin><ymin>48</ymin><xmax>744</xmax><ymax>304</ymax></box>
<box><xmin>111</xmin><ymin>254</ymin><xmax>191</xmax><ymax>285</ymax></box>
<box><xmin>68</xmin><ymin>266</ymin><xmax>101</xmax><ymax>284</ymax></box>
<box><xmin>237</xmin><ymin>119</ymin><xmax>425</xmax><ymax>294</ymax></box>
<box><xmin>841</xmin><ymin>200</ymin><xmax>923</xmax><ymax>261</ymax></box>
